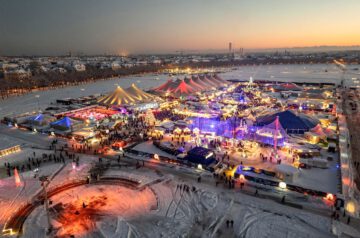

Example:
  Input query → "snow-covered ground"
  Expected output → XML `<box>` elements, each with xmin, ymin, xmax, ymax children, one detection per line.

<box><xmin>20</xmin><ymin>165</ymin><xmax>342</xmax><ymax>238</ymax></box>
<box><xmin>220</xmin><ymin>63</ymin><xmax>360</xmax><ymax>86</ymax></box>
<box><xmin>131</xmin><ymin>141</ymin><xmax>177</xmax><ymax>159</ymax></box>
<box><xmin>23</xmin><ymin>184</ymin><xmax>157</xmax><ymax>238</ymax></box>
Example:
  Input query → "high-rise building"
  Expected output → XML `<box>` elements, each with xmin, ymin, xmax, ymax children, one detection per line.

<box><xmin>229</xmin><ymin>42</ymin><xmax>232</xmax><ymax>53</ymax></box>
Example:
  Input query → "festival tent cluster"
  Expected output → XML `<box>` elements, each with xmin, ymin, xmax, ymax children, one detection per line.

<box><xmin>98</xmin><ymin>84</ymin><xmax>156</xmax><ymax>106</ymax></box>
<box><xmin>152</xmin><ymin>74</ymin><xmax>228</xmax><ymax>97</ymax></box>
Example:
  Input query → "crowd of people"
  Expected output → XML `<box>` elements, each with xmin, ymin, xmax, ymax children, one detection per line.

<box><xmin>3</xmin><ymin>141</ymin><xmax>79</xmax><ymax>178</ymax></box>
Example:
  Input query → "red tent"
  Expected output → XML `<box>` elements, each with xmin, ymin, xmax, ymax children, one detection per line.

<box><xmin>205</xmin><ymin>75</ymin><xmax>224</xmax><ymax>87</ymax></box>
<box><xmin>192</xmin><ymin>76</ymin><xmax>209</xmax><ymax>89</ymax></box>
<box><xmin>184</xmin><ymin>77</ymin><xmax>205</xmax><ymax>91</ymax></box>
<box><xmin>172</xmin><ymin>80</ymin><xmax>197</xmax><ymax>97</ymax></box>
<box><xmin>199</xmin><ymin>75</ymin><xmax>218</xmax><ymax>87</ymax></box>
<box><xmin>214</xmin><ymin>74</ymin><xmax>228</xmax><ymax>84</ymax></box>
<box><xmin>153</xmin><ymin>79</ymin><xmax>173</xmax><ymax>91</ymax></box>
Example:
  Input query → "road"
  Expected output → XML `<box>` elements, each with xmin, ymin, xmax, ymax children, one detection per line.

<box><xmin>342</xmin><ymin>89</ymin><xmax>360</xmax><ymax>190</ymax></box>
<box><xmin>0</xmin><ymin>124</ymin><xmax>63</xmax><ymax>149</ymax></box>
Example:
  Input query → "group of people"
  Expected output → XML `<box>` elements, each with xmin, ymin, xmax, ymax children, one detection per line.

<box><xmin>153</xmin><ymin>109</ymin><xmax>186</xmax><ymax>122</ymax></box>
<box><xmin>3</xmin><ymin>140</ymin><xmax>80</xmax><ymax>178</ymax></box>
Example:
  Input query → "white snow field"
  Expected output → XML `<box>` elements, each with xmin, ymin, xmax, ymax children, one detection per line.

<box><xmin>220</xmin><ymin>63</ymin><xmax>360</xmax><ymax>86</ymax></box>
<box><xmin>18</xmin><ymin>165</ymin><xmax>342</xmax><ymax>238</ymax></box>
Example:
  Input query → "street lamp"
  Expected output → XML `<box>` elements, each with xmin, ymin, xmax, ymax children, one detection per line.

<box><xmin>35</xmin><ymin>95</ymin><xmax>40</xmax><ymax>112</ymax></box>
<box><xmin>39</xmin><ymin>176</ymin><xmax>52</xmax><ymax>234</ymax></box>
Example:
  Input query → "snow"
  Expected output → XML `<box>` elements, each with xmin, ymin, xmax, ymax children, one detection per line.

<box><xmin>220</xmin><ymin>64</ymin><xmax>360</xmax><ymax>86</ymax></box>
<box><xmin>23</xmin><ymin>185</ymin><xmax>157</xmax><ymax>237</ymax></box>
<box><xmin>131</xmin><ymin>141</ymin><xmax>177</xmax><ymax>159</ymax></box>
<box><xmin>276</xmin><ymin>164</ymin><xmax>299</xmax><ymax>174</ymax></box>
<box><xmin>1</xmin><ymin>149</ymin><xmax>359</xmax><ymax>237</ymax></box>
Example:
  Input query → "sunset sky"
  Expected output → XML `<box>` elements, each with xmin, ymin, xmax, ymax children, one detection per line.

<box><xmin>1</xmin><ymin>0</ymin><xmax>360</xmax><ymax>55</ymax></box>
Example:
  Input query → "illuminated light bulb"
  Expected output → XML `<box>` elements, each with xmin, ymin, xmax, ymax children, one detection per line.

<box><xmin>346</xmin><ymin>201</ymin><xmax>356</xmax><ymax>214</ymax></box>
<box><xmin>325</xmin><ymin>193</ymin><xmax>334</xmax><ymax>201</ymax></box>
<box><xmin>279</xmin><ymin>181</ymin><xmax>287</xmax><ymax>189</ymax></box>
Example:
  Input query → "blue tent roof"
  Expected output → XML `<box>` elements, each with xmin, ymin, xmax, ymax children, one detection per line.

<box><xmin>254</xmin><ymin>110</ymin><xmax>319</xmax><ymax>134</ymax></box>
<box><xmin>51</xmin><ymin>116</ymin><xmax>72</xmax><ymax>128</ymax></box>
<box><xmin>185</xmin><ymin>146</ymin><xmax>216</xmax><ymax>166</ymax></box>
<box><xmin>28</xmin><ymin>113</ymin><xmax>44</xmax><ymax>122</ymax></box>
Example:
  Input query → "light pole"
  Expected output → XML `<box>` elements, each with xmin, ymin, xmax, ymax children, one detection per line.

<box><xmin>39</xmin><ymin>176</ymin><xmax>52</xmax><ymax>234</ymax></box>
<box><xmin>35</xmin><ymin>95</ymin><xmax>40</xmax><ymax>112</ymax></box>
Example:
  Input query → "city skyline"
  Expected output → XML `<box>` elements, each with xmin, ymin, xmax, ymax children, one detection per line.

<box><xmin>1</xmin><ymin>0</ymin><xmax>360</xmax><ymax>56</ymax></box>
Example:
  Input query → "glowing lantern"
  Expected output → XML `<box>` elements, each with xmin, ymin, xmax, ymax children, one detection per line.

<box><xmin>197</xmin><ymin>164</ymin><xmax>203</xmax><ymax>170</ymax></box>
<box><xmin>239</xmin><ymin>174</ymin><xmax>245</xmax><ymax>181</ymax></box>
<box><xmin>154</xmin><ymin>154</ymin><xmax>159</xmax><ymax>160</ymax></box>
<box><xmin>346</xmin><ymin>201</ymin><xmax>356</xmax><ymax>214</ymax></box>
<box><xmin>72</xmin><ymin>162</ymin><xmax>76</xmax><ymax>170</ymax></box>
<box><xmin>174</xmin><ymin>128</ymin><xmax>182</xmax><ymax>134</ymax></box>
<box><xmin>325</xmin><ymin>193</ymin><xmax>334</xmax><ymax>201</ymax></box>
<box><xmin>193</xmin><ymin>128</ymin><xmax>200</xmax><ymax>134</ymax></box>
<box><xmin>279</xmin><ymin>181</ymin><xmax>287</xmax><ymax>189</ymax></box>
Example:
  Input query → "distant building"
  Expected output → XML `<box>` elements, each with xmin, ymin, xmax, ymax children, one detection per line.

<box><xmin>111</xmin><ymin>62</ymin><xmax>121</xmax><ymax>70</ymax></box>
<box><xmin>73</xmin><ymin>63</ymin><xmax>86</xmax><ymax>72</ymax></box>
<box><xmin>152</xmin><ymin>59</ymin><xmax>162</xmax><ymax>64</ymax></box>
<box><xmin>4</xmin><ymin>68</ymin><xmax>31</xmax><ymax>80</ymax></box>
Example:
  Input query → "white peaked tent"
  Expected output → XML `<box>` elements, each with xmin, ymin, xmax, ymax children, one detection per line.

<box><xmin>126</xmin><ymin>84</ymin><xmax>155</xmax><ymax>101</ymax></box>
<box><xmin>98</xmin><ymin>86</ymin><xmax>138</xmax><ymax>105</ymax></box>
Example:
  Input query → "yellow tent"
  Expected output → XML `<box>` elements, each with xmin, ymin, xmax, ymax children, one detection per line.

<box><xmin>98</xmin><ymin>86</ymin><xmax>138</xmax><ymax>105</ymax></box>
<box><xmin>126</xmin><ymin>84</ymin><xmax>155</xmax><ymax>101</ymax></box>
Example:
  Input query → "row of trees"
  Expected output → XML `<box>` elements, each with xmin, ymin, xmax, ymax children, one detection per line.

<box><xmin>0</xmin><ymin>64</ymin><xmax>167</xmax><ymax>99</ymax></box>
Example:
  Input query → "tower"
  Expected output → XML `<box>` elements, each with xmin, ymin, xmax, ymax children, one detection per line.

<box><xmin>229</xmin><ymin>42</ymin><xmax>232</xmax><ymax>53</ymax></box>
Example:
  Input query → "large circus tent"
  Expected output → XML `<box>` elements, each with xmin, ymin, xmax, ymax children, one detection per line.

<box><xmin>98</xmin><ymin>84</ymin><xmax>157</xmax><ymax>106</ymax></box>
<box><xmin>152</xmin><ymin>74</ymin><xmax>228</xmax><ymax>97</ymax></box>
<box><xmin>254</xmin><ymin>110</ymin><xmax>319</xmax><ymax>134</ymax></box>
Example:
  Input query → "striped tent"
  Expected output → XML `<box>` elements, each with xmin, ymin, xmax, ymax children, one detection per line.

<box><xmin>126</xmin><ymin>84</ymin><xmax>155</xmax><ymax>101</ymax></box>
<box><xmin>98</xmin><ymin>86</ymin><xmax>137</xmax><ymax>105</ymax></box>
